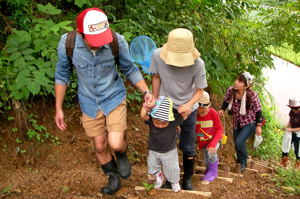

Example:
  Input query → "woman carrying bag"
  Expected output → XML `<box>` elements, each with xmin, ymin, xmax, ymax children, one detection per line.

<box><xmin>218</xmin><ymin>72</ymin><xmax>263</xmax><ymax>172</ymax></box>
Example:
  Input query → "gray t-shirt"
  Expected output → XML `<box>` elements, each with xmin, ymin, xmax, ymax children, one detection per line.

<box><xmin>149</xmin><ymin>48</ymin><xmax>207</xmax><ymax>111</ymax></box>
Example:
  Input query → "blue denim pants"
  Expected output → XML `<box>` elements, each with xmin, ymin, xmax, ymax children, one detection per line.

<box><xmin>173</xmin><ymin>109</ymin><xmax>197</xmax><ymax>157</ymax></box>
<box><xmin>233</xmin><ymin>121</ymin><xmax>256</xmax><ymax>165</ymax></box>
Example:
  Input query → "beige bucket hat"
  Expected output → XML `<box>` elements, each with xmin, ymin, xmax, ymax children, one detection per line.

<box><xmin>198</xmin><ymin>91</ymin><xmax>211</xmax><ymax>108</ymax></box>
<box><xmin>160</xmin><ymin>28</ymin><xmax>200</xmax><ymax>67</ymax></box>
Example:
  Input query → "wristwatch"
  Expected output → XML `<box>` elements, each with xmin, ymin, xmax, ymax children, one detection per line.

<box><xmin>143</xmin><ymin>90</ymin><xmax>153</xmax><ymax>96</ymax></box>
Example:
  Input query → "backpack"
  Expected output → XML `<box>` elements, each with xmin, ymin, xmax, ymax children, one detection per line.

<box><xmin>65</xmin><ymin>30</ymin><xmax>120</xmax><ymax>74</ymax></box>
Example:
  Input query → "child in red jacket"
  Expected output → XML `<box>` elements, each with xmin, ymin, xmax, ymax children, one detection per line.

<box><xmin>195</xmin><ymin>91</ymin><xmax>223</xmax><ymax>182</ymax></box>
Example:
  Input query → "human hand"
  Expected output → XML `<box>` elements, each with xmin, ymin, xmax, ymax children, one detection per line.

<box><xmin>143</xmin><ymin>102</ymin><xmax>152</xmax><ymax>112</ymax></box>
<box><xmin>286</xmin><ymin>128</ymin><xmax>293</xmax><ymax>132</ymax></box>
<box><xmin>55</xmin><ymin>109</ymin><xmax>67</xmax><ymax>131</ymax></box>
<box><xmin>178</xmin><ymin>104</ymin><xmax>191</xmax><ymax>116</ymax></box>
<box><xmin>207</xmin><ymin>147</ymin><xmax>216</xmax><ymax>155</ymax></box>
<box><xmin>177</xmin><ymin>126</ymin><xmax>181</xmax><ymax>134</ymax></box>
<box><xmin>255</xmin><ymin>126</ymin><xmax>262</xmax><ymax>135</ymax></box>
<box><xmin>218</xmin><ymin>110</ymin><xmax>224</xmax><ymax>117</ymax></box>
<box><xmin>143</xmin><ymin>93</ymin><xmax>155</xmax><ymax>109</ymax></box>
<box><xmin>181</xmin><ymin>113</ymin><xmax>188</xmax><ymax>120</ymax></box>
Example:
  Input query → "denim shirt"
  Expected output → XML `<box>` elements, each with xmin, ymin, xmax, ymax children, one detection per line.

<box><xmin>55</xmin><ymin>32</ymin><xmax>144</xmax><ymax>119</ymax></box>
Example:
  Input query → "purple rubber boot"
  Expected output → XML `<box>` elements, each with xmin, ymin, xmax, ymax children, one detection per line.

<box><xmin>202</xmin><ymin>159</ymin><xmax>218</xmax><ymax>182</ymax></box>
<box><xmin>203</xmin><ymin>165</ymin><xmax>209</xmax><ymax>175</ymax></box>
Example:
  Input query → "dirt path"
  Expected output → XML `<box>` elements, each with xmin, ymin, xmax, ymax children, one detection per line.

<box><xmin>0</xmin><ymin>98</ymin><xmax>299</xmax><ymax>199</ymax></box>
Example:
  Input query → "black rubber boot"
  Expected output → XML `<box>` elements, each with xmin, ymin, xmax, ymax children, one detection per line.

<box><xmin>100</xmin><ymin>156</ymin><xmax>121</xmax><ymax>195</ymax></box>
<box><xmin>241</xmin><ymin>163</ymin><xmax>247</xmax><ymax>173</ymax></box>
<box><xmin>161</xmin><ymin>180</ymin><xmax>172</xmax><ymax>189</ymax></box>
<box><xmin>182</xmin><ymin>154</ymin><xmax>195</xmax><ymax>191</ymax></box>
<box><xmin>115</xmin><ymin>149</ymin><xmax>131</xmax><ymax>179</ymax></box>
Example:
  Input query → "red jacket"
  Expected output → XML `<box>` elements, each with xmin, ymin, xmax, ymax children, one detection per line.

<box><xmin>195</xmin><ymin>108</ymin><xmax>223</xmax><ymax>149</ymax></box>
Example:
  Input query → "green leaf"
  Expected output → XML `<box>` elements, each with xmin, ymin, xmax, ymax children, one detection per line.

<box><xmin>33</xmin><ymin>71</ymin><xmax>52</xmax><ymax>83</ymax></box>
<box><xmin>24</xmin><ymin>55</ymin><xmax>36</xmax><ymax>61</ymax></box>
<box><xmin>15</xmin><ymin>91</ymin><xmax>24</xmax><ymax>100</ymax></box>
<box><xmin>27</xmin><ymin>81</ymin><xmax>41</xmax><ymax>95</ymax></box>
<box><xmin>42</xmin><ymin>29</ymin><xmax>51</xmax><ymax>37</ymax></box>
<box><xmin>18</xmin><ymin>32</ymin><xmax>31</xmax><ymax>43</ymax></box>
<box><xmin>75</xmin><ymin>0</ymin><xmax>87</xmax><ymax>8</ymax></box>
<box><xmin>9</xmin><ymin>84</ymin><xmax>18</xmax><ymax>91</ymax></box>
<box><xmin>10</xmin><ymin>91</ymin><xmax>22</xmax><ymax>99</ymax></box>
<box><xmin>62</xmin><ymin>26</ymin><xmax>73</xmax><ymax>32</ymax></box>
<box><xmin>5</xmin><ymin>47</ymin><xmax>19</xmax><ymax>54</ymax></box>
<box><xmin>16</xmin><ymin>78</ymin><xmax>32</xmax><ymax>90</ymax></box>
<box><xmin>71</xmin><ymin>83</ymin><xmax>77</xmax><ymax>89</ymax></box>
<box><xmin>33</xmin><ymin>39</ymin><xmax>45</xmax><ymax>52</ymax></box>
<box><xmin>127</xmin><ymin>93</ymin><xmax>135</xmax><ymax>100</ymax></box>
<box><xmin>9</xmin><ymin>51</ymin><xmax>22</xmax><ymax>61</ymax></box>
<box><xmin>16</xmin><ymin>69</ymin><xmax>31</xmax><ymax>81</ymax></box>
<box><xmin>19</xmin><ymin>41</ymin><xmax>31</xmax><ymax>50</ymax></box>
<box><xmin>50</xmin><ymin>25</ymin><xmax>59</xmax><ymax>33</ymax></box>
<box><xmin>142</xmin><ymin>182</ymin><xmax>148</xmax><ymax>186</ymax></box>
<box><xmin>37</xmin><ymin>3</ymin><xmax>61</xmax><ymax>15</ymax></box>
<box><xmin>14</xmin><ymin>56</ymin><xmax>26</xmax><ymax>67</ymax></box>
<box><xmin>21</xmin><ymin>87</ymin><xmax>30</xmax><ymax>99</ymax></box>
<box><xmin>122</xmin><ymin>32</ymin><xmax>133</xmax><ymax>41</ymax></box>
<box><xmin>35</xmin><ymin>57</ymin><xmax>45</xmax><ymax>66</ymax></box>
<box><xmin>42</xmin><ymin>61</ymin><xmax>52</xmax><ymax>68</ymax></box>
<box><xmin>34</xmin><ymin>24</ymin><xmax>43</xmax><ymax>32</ymax></box>
<box><xmin>22</xmin><ymin>48</ymin><xmax>34</xmax><ymax>55</ymax></box>
<box><xmin>45</xmin><ymin>68</ymin><xmax>55</xmax><ymax>78</ymax></box>
<box><xmin>6</xmin><ymin>34</ymin><xmax>19</xmax><ymax>47</ymax></box>
<box><xmin>41</xmin><ymin>49</ymin><xmax>49</xmax><ymax>57</ymax></box>
<box><xmin>28</xmin><ymin>66</ymin><xmax>37</xmax><ymax>72</ymax></box>
<box><xmin>46</xmin><ymin>85</ymin><xmax>55</xmax><ymax>96</ymax></box>
<box><xmin>57</xmin><ymin>21</ymin><xmax>73</xmax><ymax>27</ymax></box>
<box><xmin>33</xmin><ymin>78</ymin><xmax>49</xmax><ymax>87</ymax></box>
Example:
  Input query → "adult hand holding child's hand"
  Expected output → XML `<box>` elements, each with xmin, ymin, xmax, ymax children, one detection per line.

<box><xmin>143</xmin><ymin>98</ymin><xmax>156</xmax><ymax>112</ymax></box>
<box><xmin>178</xmin><ymin>104</ymin><xmax>191</xmax><ymax>116</ymax></box>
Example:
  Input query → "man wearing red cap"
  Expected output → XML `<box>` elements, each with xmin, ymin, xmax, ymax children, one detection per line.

<box><xmin>54</xmin><ymin>8</ymin><xmax>154</xmax><ymax>195</ymax></box>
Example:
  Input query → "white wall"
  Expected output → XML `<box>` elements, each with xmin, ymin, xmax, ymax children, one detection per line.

<box><xmin>264</xmin><ymin>55</ymin><xmax>300</xmax><ymax>125</ymax></box>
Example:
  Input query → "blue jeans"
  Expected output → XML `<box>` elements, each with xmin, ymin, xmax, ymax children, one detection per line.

<box><xmin>233</xmin><ymin>121</ymin><xmax>256</xmax><ymax>165</ymax></box>
<box><xmin>173</xmin><ymin>109</ymin><xmax>197</xmax><ymax>157</ymax></box>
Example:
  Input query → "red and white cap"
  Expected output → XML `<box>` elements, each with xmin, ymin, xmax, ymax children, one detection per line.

<box><xmin>77</xmin><ymin>8</ymin><xmax>113</xmax><ymax>47</ymax></box>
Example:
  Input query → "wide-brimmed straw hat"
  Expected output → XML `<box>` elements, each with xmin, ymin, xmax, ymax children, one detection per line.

<box><xmin>160</xmin><ymin>28</ymin><xmax>200</xmax><ymax>67</ymax></box>
<box><xmin>198</xmin><ymin>91</ymin><xmax>211</xmax><ymax>108</ymax></box>
<box><xmin>287</xmin><ymin>98</ymin><xmax>300</xmax><ymax>108</ymax></box>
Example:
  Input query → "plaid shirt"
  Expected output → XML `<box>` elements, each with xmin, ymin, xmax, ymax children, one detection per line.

<box><xmin>224</xmin><ymin>87</ymin><xmax>262</xmax><ymax>130</ymax></box>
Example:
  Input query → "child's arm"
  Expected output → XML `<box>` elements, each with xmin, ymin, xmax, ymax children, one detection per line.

<box><xmin>286</xmin><ymin>119</ymin><xmax>300</xmax><ymax>132</ymax></box>
<box><xmin>283</xmin><ymin>118</ymin><xmax>300</xmax><ymax>132</ymax></box>
<box><xmin>207</xmin><ymin>111</ymin><xmax>223</xmax><ymax>149</ymax></box>
<box><xmin>152</xmin><ymin>73</ymin><xmax>161</xmax><ymax>99</ymax></box>
<box><xmin>288</xmin><ymin>127</ymin><xmax>300</xmax><ymax>132</ymax></box>
<box><xmin>140</xmin><ymin>106</ymin><xmax>150</xmax><ymax>121</ymax></box>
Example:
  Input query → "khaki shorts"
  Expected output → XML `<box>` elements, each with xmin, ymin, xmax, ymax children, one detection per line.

<box><xmin>81</xmin><ymin>99</ymin><xmax>127</xmax><ymax>137</ymax></box>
